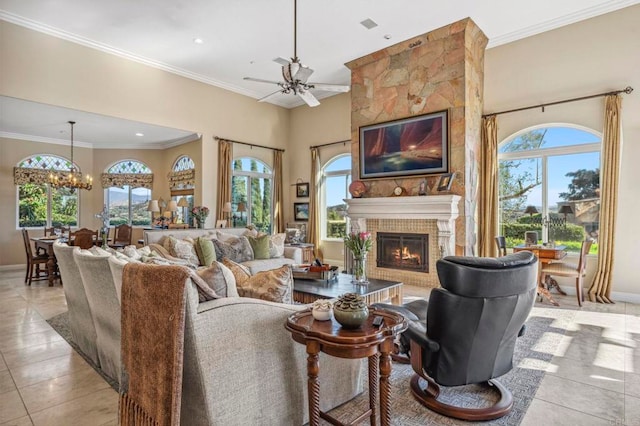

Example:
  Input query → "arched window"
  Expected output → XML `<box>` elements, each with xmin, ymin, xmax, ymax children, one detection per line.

<box><xmin>321</xmin><ymin>155</ymin><xmax>351</xmax><ymax>240</ymax></box>
<box><xmin>15</xmin><ymin>154</ymin><xmax>79</xmax><ymax>228</ymax></box>
<box><xmin>105</xmin><ymin>160</ymin><xmax>153</xmax><ymax>226</ymax></box>
<box><xmin>498</xmin><ymin>125</ymin><xmax>601</xmax><ymax>253</ymax></box>
<box><xmin>231</xmin><ymin>158</ymin><xmax>272</xmax><ymax>232</ymax></box>
<box><xmin>169</xmin><ymin>155</ymin><xmax>195</xmax><ymax>225</ymax></box>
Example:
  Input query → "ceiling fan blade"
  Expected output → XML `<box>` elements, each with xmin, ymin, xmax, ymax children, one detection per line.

<box><xmin>298</xmin><ymin>90</ymin><xmax>320</xmax><ymax>107</ymax></box>
<box><xmin>294</xmin><ymin>66</ymin><xmax>314</xmax><ymax>83</ymax></box>
<box><xmin>308</xmin><ymin>83</ymin><xmax>350</xmax><ymax>93</ymax></box>
<box><xmin>244</xmin><ymin>77</ymin><xmax>282</xmax><ymax>85</ymax></box>
<box><xmin>258</xmin><ymin>89</ymin><xmax>285</xmax><ymax>103</ymax></box>
<box><xmin>273</xmin><ymin>57</ymin><xmax>290</xmax><ymax>66</ymax></box>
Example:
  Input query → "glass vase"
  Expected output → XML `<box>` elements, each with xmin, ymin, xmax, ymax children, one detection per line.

<box><xmin>352</xmin><ymin>256</ymin><xmax>368</xmax><ymax>284</ymax></box>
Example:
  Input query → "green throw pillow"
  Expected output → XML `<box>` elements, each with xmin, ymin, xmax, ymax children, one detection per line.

<box><xmin>247</xmin><ymin>234</ymin><xmax>270</xmax><ymax>259</ymax></box>
<box><xmin>194</xmin><ymin>237</ymin><xmax>216</xmax><ymax>267</ymax></box>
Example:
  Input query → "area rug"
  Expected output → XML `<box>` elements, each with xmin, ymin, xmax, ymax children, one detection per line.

<box><xmin>326</xmin><ymin>306</ymin><xmax>576</xmax><ymax>425</ymax></box>
<box><xmin>46</xmin><ymin>312</ymin><xmax>119</xmax><ymax>392</ymax></box>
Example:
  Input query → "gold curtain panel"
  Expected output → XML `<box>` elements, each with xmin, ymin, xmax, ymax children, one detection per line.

<box><xmin>100</xmin><ymin>173</ymin><xmax>153</xmax><ymax>189</ymax></box>
<box><xmin>168</xmin><ymin>169</ymin><xmax>195</xmax><ymax>190</ymax></box>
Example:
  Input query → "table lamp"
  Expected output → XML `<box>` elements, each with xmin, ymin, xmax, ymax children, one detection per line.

<box><xmin>558</xmin><ymin>205</ymin><xmax>574</xmax><ymax>223</ymax></box>
<box><xmin>223</xmin><ymin>201</ymin><xmax>232</xmax><ymax>223</ymax></box>
<box><xmin>237</xmin><ymin>202</ymin><xmax>247</xmax><ymax>224</ymax></box>
<box><xmin>167</xmin><ymin>200</ymin><xmax>178</xmax><ymax>223</ymax></box>
<box><xmin>177</xmin><ymin>197</ymin><xmax>189</xmax><ymax>223</ymax></box>
<box><xmin>147</xmin><ymin>200</ymin><xmax>160</xmax><ymax>222</ymax></box>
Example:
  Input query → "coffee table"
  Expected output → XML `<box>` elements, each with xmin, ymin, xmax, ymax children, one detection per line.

<box><xmin>293</xmin><ymin>274</ymin><xmax>403</xmax><ymax>305</ymax></box>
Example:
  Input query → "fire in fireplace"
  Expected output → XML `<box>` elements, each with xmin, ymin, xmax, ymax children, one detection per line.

<box><xmin>376</xmin><ymin>232</ymin><xmax>429</xmax><ymax>273</ymax></box>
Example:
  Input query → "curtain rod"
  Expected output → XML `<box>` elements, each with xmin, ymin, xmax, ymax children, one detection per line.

<box><xmin>214</xmin><ymin>136</ymin><xmax>285</xmax><ymax>153</ymax></box>
<box><xmin>309</xmin><ymin>139</ymin><xmax>351</xmax><ymax>149</ymax></box>
<box><xmin>482</xmin><ymin>86</ymin><xmax>633</xmax><ymax>118</ymax></box>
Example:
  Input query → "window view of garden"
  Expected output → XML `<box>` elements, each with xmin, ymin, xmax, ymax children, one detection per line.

<box><xmin>106</xmin><ymin>160</ymin><xmax>152</xmax><ymax>226</ymax></box>
<box><xmin>498</xmin><ymin>127</ymin><xmax>600</xmax><ymax>253</ymax></box>
<box><xmin>323</xmin><ymin>155</ymin><xmax>351</xmax><ymax>239</ymax></box>
<box><xmin>231</xmin><ymin>158</ymin><xmax>272</xmax><ymax>233</ymax></box>
<box><xmin>17</xmin><ymin>155</ymin><xmax>79</xmax><ymax>228</ymax></box>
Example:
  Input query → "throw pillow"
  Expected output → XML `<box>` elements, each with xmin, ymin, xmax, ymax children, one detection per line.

<box><xmin>194</xmin><ymin>237</ymin><xmax>216</xmax><ymax>267</ymax></box>
<box><xmin>163</xmin><ymin>236</ymin><xmax>200</xmax><ymax>267</ymax></box>
<box><xmin>268</xmin><ymin>233</ymin><xmax>286</xmax><ymax>258</ymax></box>
<box><xmin>284</xmin><ymin>228</ymin><xmax>300</xmax><ymax>244</ymax></box>
<box><xmin>222</xmin><ymin>257</ymin><xmax>252</xmax><ymax>288</ymax></box>
<box><xmin>247</xmin><ymin>234</ymin><xmax>270</xmax><ymax>259</ymax></box>
<box><xmin>236</xmin><ymin>265</ymin><xmax>293</xmax><ymax>304</ymax></box>
<box><xmin>212</xmin><ymin>236</ymin><xmax>253</xmax><ymax>263</ymax></box>
<box><xmin>192</xmin><ymin>261</ymin><xmax>239</xmax><ymax>301</ymax></box>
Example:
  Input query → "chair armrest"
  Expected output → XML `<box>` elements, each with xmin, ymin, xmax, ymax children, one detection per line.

<box><xmin>405</xmin><ymin>322</ymin><xmax>440</xmax><ymax>353</ymax></box>
<box><xmin>284</xmin><ymin>246</ymin><xmax>303</xmax><ymax>264</ymax></box>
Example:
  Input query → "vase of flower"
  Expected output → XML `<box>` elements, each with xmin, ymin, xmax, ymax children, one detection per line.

<box><xmin>333</xmin><ymin>293</ymin><xmax>369</xmax><ymax>329</ymax></box>
<box><xmin>344</xmin><ymin>232</ymin><xmax>372</xmax><ymax>285</ymax></box>
<box><xmin>353</xmin><ymin>256</ymin><xmax>367</xmax><ymax>284</ymax></box>
<box><xmin>191</xmin><ymin>206</ymin><xmax>210</xmax><ymax>229</ymax></box>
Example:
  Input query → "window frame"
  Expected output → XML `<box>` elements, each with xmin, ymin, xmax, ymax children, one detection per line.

<box><xmin>15</xmin><ymin>154</ymin><xmax>80</xmax><ymax>229</ymax></box>
<box><xmin>498</xmin><ymin>124</ymin><xmax>601</xmax><ymax>250</ymax></box>
<box><xmin>321</xmin><ymin>154</ymin><xmax>351</xmax><ymax>242</ymax></box>
<box><xmin>104</xmin><ymin>159</ymin><xmax>153</xmax><ymax>227</ymax></box>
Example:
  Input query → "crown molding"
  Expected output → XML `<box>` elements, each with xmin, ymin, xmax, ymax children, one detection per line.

<box><xmin>160</xmin><ymin>133</ymin><xmax>202</xmax><ymax>149</ymax></box>
<box><xmin>487</xmin><ymin>0</ymin><xmax>639</xmax><ymax>48</ymax></box>
<box><xmin>0</xmin><ymin>12</ymin><xmax>294</xmax><ymax>109</ymax></box>
<box><xmin>0</xmin><ymin>131</ymin><xmax>93</xmax><ymax>148</ymax></box>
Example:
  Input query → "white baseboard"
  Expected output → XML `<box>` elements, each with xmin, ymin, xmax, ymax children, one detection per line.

<box><xmin>0</xmin><ymin>264</ymin><xmax>25</xmax><ymax>271</ymax></box>
<box><xmin>559</xmin><ymin>286</ymin><xmax>640</xmax><ymax>304</ymax></box>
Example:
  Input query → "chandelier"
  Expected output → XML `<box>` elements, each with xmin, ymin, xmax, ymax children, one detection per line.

<box><xmin>49</xmin><ymin>121</ymin><xmax>93</xmax><ymax>192</ymax></box>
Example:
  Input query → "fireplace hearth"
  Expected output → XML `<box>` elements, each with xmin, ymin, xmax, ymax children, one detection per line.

<box><xmin>377</xmin><ymin>232</ymin><xmax>429</xmax><ymax>273</ymax></box>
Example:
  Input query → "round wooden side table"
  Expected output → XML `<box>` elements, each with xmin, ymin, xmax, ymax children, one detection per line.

<box><xmin>285</xmin><ymin>307</ymin><xmax>407</xmax><ymax>426</ymax></box>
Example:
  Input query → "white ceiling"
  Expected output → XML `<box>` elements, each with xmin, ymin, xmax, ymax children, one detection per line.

<box><xmin>1</xmin><ymin>0</ymin><xmax>638</xmax><ymax>147</ymax></box>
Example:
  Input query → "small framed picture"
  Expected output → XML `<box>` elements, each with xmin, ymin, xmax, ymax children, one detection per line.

<box><xmin>294</xmin><ymin>203</ymin><xmax>310</xmax><ymax>221</ymax></box>
<box><xmin>215</xmin><ymin>219</ymin><xmax>227</xmax><ymax>229</ymax></box>
<box><xmin>418</xmin><ymin>179</ymin><xmax>427</xmax><ymax>196</ymax></box>
<box><xmin>437</xmin><ymin>172</ymin><xmax>455</xmax><ymax>192</ymax></box>
<box><xmin>296</xmin><ymin>182</ymin><xmax>310</xmax><ymax>198</ymax></box>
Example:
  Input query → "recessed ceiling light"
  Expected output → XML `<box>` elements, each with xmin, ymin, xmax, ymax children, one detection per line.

<box><xmin>135</xmin><ymin>132</ymin><xmax>144</xmax><ymax>137</ymax></box>
<box><xmin>193</xmin><ymin>38</ymin><xmax>204</xmax><ymax>44</ymax></box>
<box><xmin>360</xmin><ymin>18</ymin><xmax>378</xmax><ymax>30</ymax></box>
<box><xmin>384</xmin><ymin>34</ymin><xmax>392</xmax><ymax>40</ymax></box>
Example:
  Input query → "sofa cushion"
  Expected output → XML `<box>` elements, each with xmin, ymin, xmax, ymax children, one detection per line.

<box><xmin>236</xmin><ymin>265</ymin><xmax>293</xmax><ymax>304</ymax></box>
<box><xmin>247</xmin><ymin>234</ymin><xmax>270</xmax><ymax>259</ymax></box>
<box><xmin>193</xmin><ymin>261</ymin><xmax>239</xmax><ymax>300</ymax></box>
<box><xmin>268</xmin><ymin>233</ymin><xmax>286</xmax><ymax>258</ymax></box>
<box><xmin>222</xmin><ymin>258</ymin><xmax>252</xmax><ymax>287</ymax></box>
<box><xmin>241</xmin><ymin>257</ymin><xmax>296</xmax><ymax>274</ymax></box>
<box><xmin>284</xmin><ymin>228</ymin><xmax>300</xmax><ymax>244</ymax></box>
<box><xmin>194</xmin><ymin>237</ymin><xmax>216</xmax><ymax>267</ymax></box>
<box><xmin>213</xmin><ymin>236</ymin><xmax>253</xmax><ymax>263</ymax></box>
<box><xmin>164</xmin><ymin>236</ymin><xmax>199</xmax><ymax>267</ymax></box>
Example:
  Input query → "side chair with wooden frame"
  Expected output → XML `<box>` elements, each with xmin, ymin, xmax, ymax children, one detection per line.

<box><xmin>109</xmin><ymin>224</ymin><xmax>132</xmax><ymax>248</ymax></box>
<box><xmin>540</xmin><ymin>239</ymin><xmax>593</xmax><ymax>307</ymax></box>
<box><xmin>495</xmin><ymin>236</ymin><xmax>507</xmax><ymax>257</ymax></box>
<box><xmin>21</xmin><ymin>228</ymin><xmax>50</xmax><ymax>286</ymax></box>
<box><xmin>70</xmin><ymin>228</ymin><xmax>99</xmax><ymax>249</ymax></box>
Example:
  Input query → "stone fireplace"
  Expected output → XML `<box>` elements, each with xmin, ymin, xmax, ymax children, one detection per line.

<box><xmin>377</xmin><ymin>232</ymin><xmax>429</xmax><ymax>273</ymax></box>
<box><xmin>346</xmin><ymin>195</ymin><xmax>460</xmax><ymax>287</ymax></box>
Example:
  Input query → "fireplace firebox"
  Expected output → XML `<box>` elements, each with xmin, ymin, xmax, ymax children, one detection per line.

<box><xmin>376</xmin><ymin>232</ymin><xmax>429</xmax><ymax>273</ymax></box>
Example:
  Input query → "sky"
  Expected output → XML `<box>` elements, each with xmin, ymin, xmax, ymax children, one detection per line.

<box><xmin>500</xmin><ymin>127</ymin><xmax>600</xmax><ymax>210</ymax></box>
<box><xmin>324</xmin><ymin>155</ymin><xmax>352</xmax><ymax>207</ymax></box>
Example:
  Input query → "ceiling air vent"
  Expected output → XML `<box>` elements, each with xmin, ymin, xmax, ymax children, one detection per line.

<box><xmin>360</xmin><ymin>18</ymin><xmax>378</xmax><ymax>30</ymax></box>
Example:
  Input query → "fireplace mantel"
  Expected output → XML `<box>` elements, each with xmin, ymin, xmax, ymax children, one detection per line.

<box><xmin>345</xmin><ymin>195</ymin><xmax>461</xmax><ymax>257</ymax></box>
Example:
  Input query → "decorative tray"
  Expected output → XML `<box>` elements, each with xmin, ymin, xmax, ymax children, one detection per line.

<box><xmin>292</xmin><ymin>264</ymin><xmax>339</xmax><ymax>281</ymax></box>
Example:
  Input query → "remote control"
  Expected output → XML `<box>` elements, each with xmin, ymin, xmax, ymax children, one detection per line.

<box><xmin>372</xmin><ymin>316</ymin><xmax>384</xmax><ymax>327</ymax></box>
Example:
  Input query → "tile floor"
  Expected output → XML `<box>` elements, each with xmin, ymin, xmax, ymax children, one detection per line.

<box><xmin>0</xmin><ymin>268</ymin><xmax>639</xmax><ymax>425</ymax></box>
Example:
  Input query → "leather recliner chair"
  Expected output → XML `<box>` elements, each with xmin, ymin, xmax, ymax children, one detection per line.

<box><xmin>377</xmin><ymin>251</ymin><xmax>537</xmax><ymax>421</ymax></box>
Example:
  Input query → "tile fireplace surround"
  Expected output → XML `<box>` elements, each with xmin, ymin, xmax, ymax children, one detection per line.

<box><xmin>345</xmin><ymin>195</ymin><xmax>460</xmax><ymax>287</ymax></box>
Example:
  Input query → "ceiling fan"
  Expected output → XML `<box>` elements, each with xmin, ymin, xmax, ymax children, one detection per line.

<box><xmin>243</xmin><ymin>0</ymin><xmax>350</xmax><ymax>107</ymax></box>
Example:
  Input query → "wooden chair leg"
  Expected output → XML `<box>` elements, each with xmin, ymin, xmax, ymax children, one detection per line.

<box><xmin>575</xmin><ymin>277</ymin><xmax>582</xmax><ymax>307</ymax></box>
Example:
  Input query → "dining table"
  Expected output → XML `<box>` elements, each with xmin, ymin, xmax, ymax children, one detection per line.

<box><xmin>513</xmin><ymin>244</ymin><xmax>567</xmax><ymax>306</ymax></box>
<box><xmin>30</xmin><ymin>235</ymin><xmax>110</xmax><ymax>286</ymax></box>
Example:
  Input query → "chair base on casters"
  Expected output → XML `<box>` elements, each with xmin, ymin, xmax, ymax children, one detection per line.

<box><xmin>409</xmin><ymin>374</ymin><xmax>513</xmax><ymax>421</ymax></box>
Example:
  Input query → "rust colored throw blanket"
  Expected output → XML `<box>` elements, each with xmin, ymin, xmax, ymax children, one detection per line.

<box><xmin>120</xmin><ymin>264</ymin><xmax>189</xmax><ymax>426</ymax></box>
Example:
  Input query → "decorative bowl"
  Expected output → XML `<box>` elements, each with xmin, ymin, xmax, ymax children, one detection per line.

<box><xmin>333</xmin><ymin>293</ymin><xmax>369</xmax><ymax>329</ymax></box>
<box><xmin>311</xmin><ymin>300</ymin><xmax>333</xmax><ymax>321</ymax></box>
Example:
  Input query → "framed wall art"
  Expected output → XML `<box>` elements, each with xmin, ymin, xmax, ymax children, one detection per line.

<box><xmin>359</xmin><ymin>109</ymin><xmax>449</xmax><ymax>179</ymax></box>
<box><xmin>437</xmin><ymin>172</ymin><xmax>455</xmax><ymax>191</ymax></box>
<box><xmin>294</xmin><ymin>203</ymin><xmax>310</xmax><ymax>221</ymax></box>
<box><xmin>296</xmin><ymin>182</ymin><xmax>310</xmax><ymax>197</ymax></box>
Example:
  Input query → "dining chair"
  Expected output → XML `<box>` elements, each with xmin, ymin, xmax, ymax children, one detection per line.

<box><xmin>495</xmin><ymin>236</ymin><xmax>507</xmax><ymax>257</ymax></box>
<box><xmin>45</xmin><ymin>225</ymin><xmax>70</xmax><ymax>237</ymax></box>
<box><xmin>21</xmin><ymin>228</ymin><xmax>50</xmax><ymax>286</ymax></box>
<box><xmin>540</xmin><ymin>239</ymin><xmax>593</xmax><ymax>307</ymax></box>
<box><xmin>70</xmin><ymin>228</ymin><xmax>99</xmax><ymax>249</ymax></box>
<box><xmin>110</xmin><ymin>224</ymin><xmax>132</xmax><ymax>248</ymax></box>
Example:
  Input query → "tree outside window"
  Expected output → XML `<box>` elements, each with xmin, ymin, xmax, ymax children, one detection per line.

<box><xmin>231</xmin><ymin>158</ymin><xmax>272</xmax><ymax>233</ymax></box>
<box><xmin>322</xmin><ymin>155</ymin><xmax>351</xmax><ymax>240</ymax></box>
<box><xmin>106</xmin><ymin>160</ymin><xmax>152</xmax><ymax>226</ymax></box>
<box><xmin>498</xmin><ymin>126</ymin><xmax>600</xmax><ymax>253</ymax></box>
<box><xmin>17</xmin><ymin>155</ymin><xmax>78</xmax><ymax>228</ymax></box>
